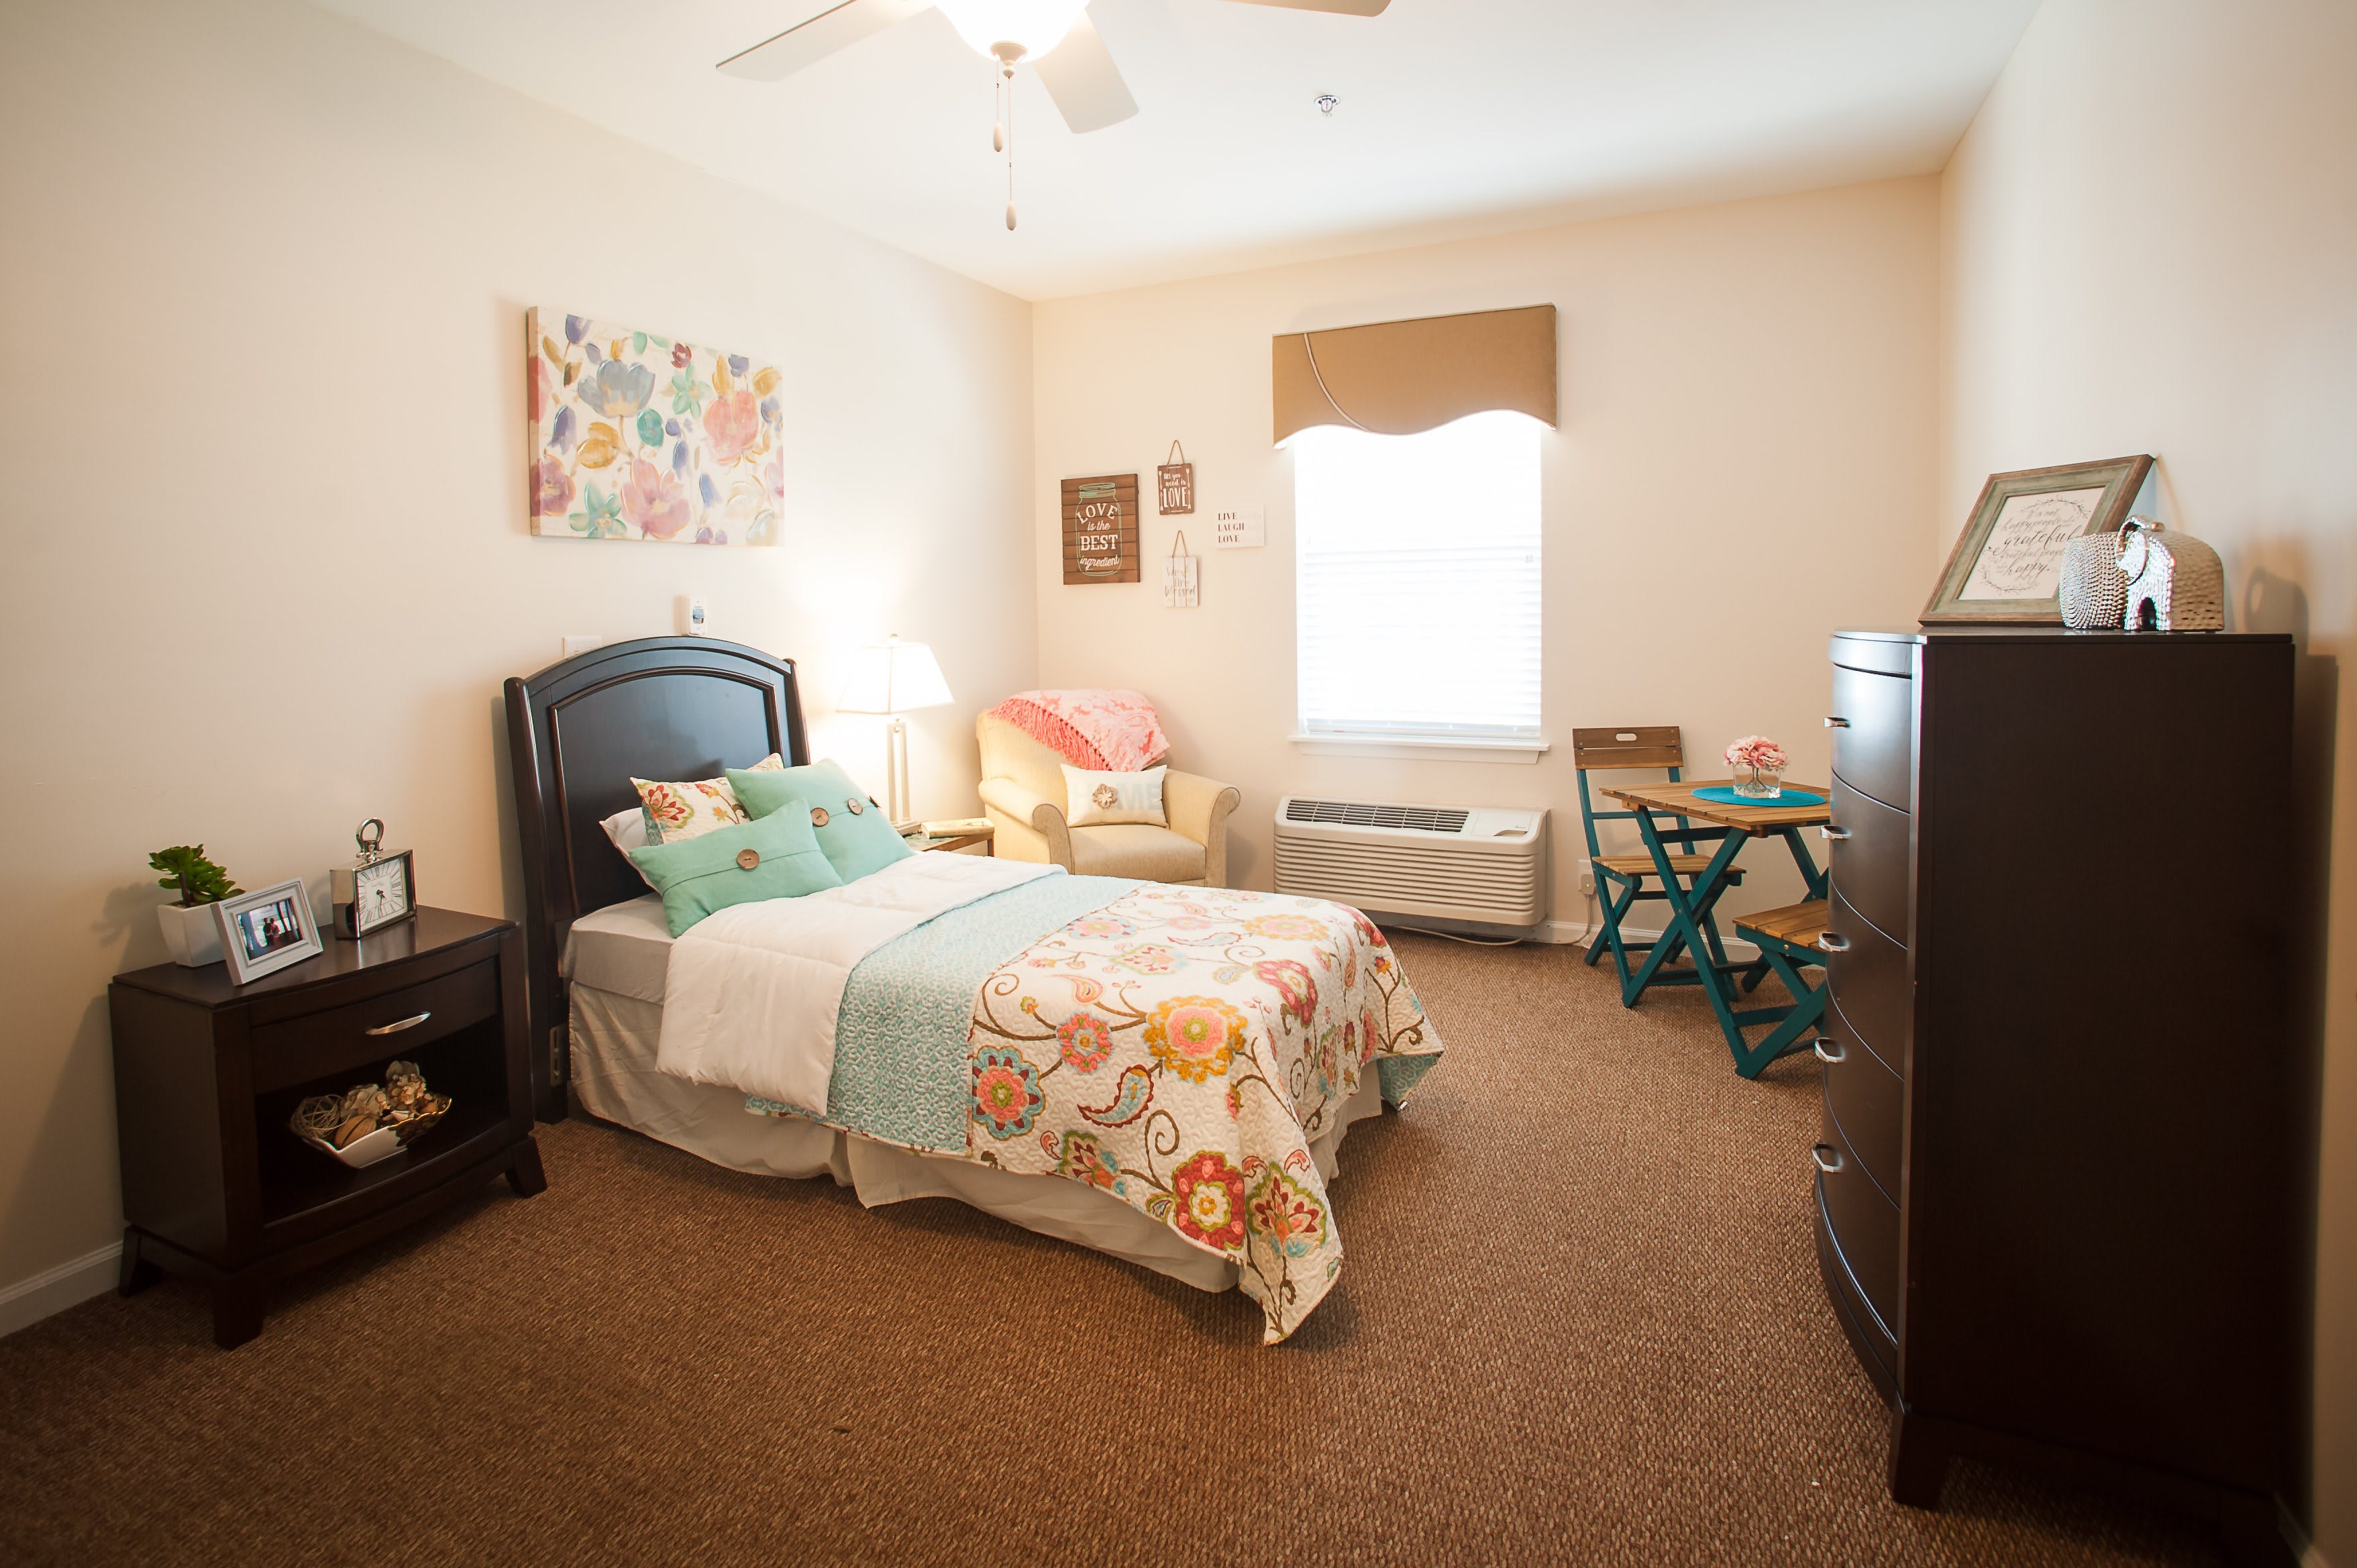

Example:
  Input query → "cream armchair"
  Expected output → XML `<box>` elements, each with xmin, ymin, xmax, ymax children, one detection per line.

<box><xmin>976</xmin><ymin>712</ymin><xmax>1241</xmax><ymax>886</ymax></box>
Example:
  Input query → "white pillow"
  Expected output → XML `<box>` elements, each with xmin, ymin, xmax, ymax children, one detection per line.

<box><xmin>600</xmin><ymin>807</ymin><xmax>659</xmax><ymax>888</ymax></box>
<box><xmin>600</xmin><ymin>806</ymin><xmax>656</xmax><ymax>855</ymax></box>
<box><xmin>1062</xmin><ymin>764</ymin><xmax>1167</xmax><ymax>828</ymax></box>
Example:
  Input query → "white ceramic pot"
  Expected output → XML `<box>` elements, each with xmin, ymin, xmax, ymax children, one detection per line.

<box><xmin>156</xmin><ymin>902</ymin><xmax>225</xmax><ymax>968</ymax></box>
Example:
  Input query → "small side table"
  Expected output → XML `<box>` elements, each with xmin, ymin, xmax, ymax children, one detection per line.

<box><xmin>902</xmin><ymin>824</ymin><xmax>995</xmax><ymax>855</ymax></box>
<box><xmin>107</xmin><ymin>907</ymin><xmax>544</xmax><ymax>1348</ymax></box>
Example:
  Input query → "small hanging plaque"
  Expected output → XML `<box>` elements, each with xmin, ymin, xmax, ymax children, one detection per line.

<box><xmin>1163</xmin><ymin>529</ymin><xmax>1200</xmax><ymax>609</ymax></box>
<box><xmin>1062</xmin><ymin>474</ymin><xmax>1140</xmax><ymax>584</ymax></box>
<box><xmin>1212</xmin><ymin>505</ymin><xmax>1265</xmax><ymax>549</ymax></box>
<box><xmin>1157</xmin><ymin>441</ymin><xmax>1195</xmax><ymax>515</ymax></box>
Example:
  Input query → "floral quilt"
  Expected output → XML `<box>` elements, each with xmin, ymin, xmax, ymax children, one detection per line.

<box><xmin>962</xmin><ymin>886</ymin><xmax>1443</xmax><ymax>1343</ymax></box>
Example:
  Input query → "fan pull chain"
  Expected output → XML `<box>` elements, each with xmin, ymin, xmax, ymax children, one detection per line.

<box><xmin>1003</xmin><ymin>62</ymin><xmax>1017</xmax><ymax>230</ymax></box>
<box><xmin>992</xmin><ymin>66</ymin><xmax>1004</xmax><ymax>154</ymax></box>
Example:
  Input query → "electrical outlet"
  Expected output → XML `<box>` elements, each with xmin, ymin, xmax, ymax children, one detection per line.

<box><xmin>561</xmin><ymin>635</ymin><xmax>606</xmax><ymax>657</ymax></box>
<box><xmin>1576</xmin><ymin>859</ymin><xmax>1596</xmax><ymax>896</ymax></box>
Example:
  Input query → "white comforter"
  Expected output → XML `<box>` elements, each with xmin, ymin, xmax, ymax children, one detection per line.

<box><xmin>653</xmin><ymin>853</ymin><xmax>1057</xmax><ymax>1108</ymax></box>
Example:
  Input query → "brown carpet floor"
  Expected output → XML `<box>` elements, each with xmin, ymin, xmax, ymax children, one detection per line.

<box><xmin>1</xmin><ymin>936</ymin><xmax>2230</xmax><ymax>1566</ymax></box>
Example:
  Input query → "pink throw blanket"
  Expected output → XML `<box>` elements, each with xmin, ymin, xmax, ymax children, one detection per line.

<box><xmin>990</xmin><ymin>690</ymin><xmax>1170</xmax><ymax>773</ymax></box>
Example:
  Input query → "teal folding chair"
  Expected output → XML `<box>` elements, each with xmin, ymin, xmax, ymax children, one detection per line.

<box><xmin>1728</xmin><ymin>898</ymin><xmax>1832</xmax><ymax>1078</ymax></box>
<box><xmin>1573</xmin><ymin>726</ymin><xmax>1753</xmax><ymax>1002</ymax></box>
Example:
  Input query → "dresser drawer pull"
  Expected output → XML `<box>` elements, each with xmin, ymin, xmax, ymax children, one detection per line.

<box><xmin>1824</xmin><ymin>716</ymin><xmax>1850</xmax><ymax>729</ymax></box>
<box><xmin>1813</xmin><ymin>1036</ymin><xmax>1846</xmax><ymax>1064</ymax></box>
<box><xmin>1811</xmin><ymin>1143</ymin><xmax>1845</xmax><ymax>1174</ymax></box>
<box><xmin>1818</xmin><ymin>932</ymin><xmax>1852</xmax><ymax>953</ymax></box>
<box><xmin>365</xmin><ymin>1011</ymin><xmax>432</xmax><ymax>1037</ymax></box>
<box><xmin>1820</xmin><ymin>825</ymin><xmax>1851</xmax><ymax>842</ymax></box>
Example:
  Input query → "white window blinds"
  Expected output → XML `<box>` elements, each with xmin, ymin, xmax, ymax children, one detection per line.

<box><xmin>1292</xmin><ymin>411</ymin><xmax>1543</xmax><ymax>741</ymax></box>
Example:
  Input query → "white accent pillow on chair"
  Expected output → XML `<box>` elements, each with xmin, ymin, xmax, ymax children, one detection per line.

<box><xmin>1061</xmin><ymin>764</ymin><xmax>1167</xmax><ymax>827</ymax></box>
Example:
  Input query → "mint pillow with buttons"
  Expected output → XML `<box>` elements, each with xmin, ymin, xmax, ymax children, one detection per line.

<box><xmin>626</xmin><ymin>800</ymin><xmax>843</xmax><ymax>937</ymax></box>
<box><xmin>727</xmin><ymin>759</ymin><xmax>914</xmax><ymax>885</ymax></box>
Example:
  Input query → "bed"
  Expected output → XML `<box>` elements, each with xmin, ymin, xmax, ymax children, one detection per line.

<box><xmin>504</xmin><ymin>637</ymin><xmax>1443</xmax><ymax>1341</ymax></box>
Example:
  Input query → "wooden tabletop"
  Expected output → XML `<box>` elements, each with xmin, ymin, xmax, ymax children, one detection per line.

<box><xmin>1599</xmin><ymin>780</ymin><xmax>1834</xmax><ymax>835</ymax></box>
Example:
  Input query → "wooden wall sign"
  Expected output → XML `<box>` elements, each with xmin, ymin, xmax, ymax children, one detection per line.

<box><xmin>1157</xmin><ymin>441</ymin><xmax>1195</xmax><ymax>515</ymax></box>
<box><xmin>1061</xmin><ymin>474</ymin><xmax>1140</xmax><ymax>584</ymax></box>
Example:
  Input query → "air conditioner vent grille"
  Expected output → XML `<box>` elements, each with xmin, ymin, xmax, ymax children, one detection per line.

<box><xmin>1284</xmin><ymin>798</ymin><xmax>1469</xmax><ymax>833</ymax></box>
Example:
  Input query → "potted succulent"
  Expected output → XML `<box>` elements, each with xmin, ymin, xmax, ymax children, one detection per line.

<box><xmin>149</xmin><ymin>845</ymin><xmax>242</xmax><ymax>967</ymax></box>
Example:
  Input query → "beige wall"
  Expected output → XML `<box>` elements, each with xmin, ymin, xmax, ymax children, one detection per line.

<box><xmin>1940</xmin><ymin>0</ymin><xmax>2357</xmax><ymax>1554</ymax></box>
<box><xmin>1032</xmin><ymin>178</ymin><xmax>1940</xmax><ymax>928</ymax></box>
<box><xmin>0</xmin><ymin>0</ymin><xmax>1035</xmax><ymax>1292</ymax></box>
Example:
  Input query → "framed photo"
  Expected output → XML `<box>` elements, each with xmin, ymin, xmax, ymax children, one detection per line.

<box><xmin>213</xmin><ymin>878</ymin><xmax>325</xmax><ymax>985</ymax></box>
<box><xmin>1922</xmin><ymin>456</ymin><xmax>2154</xmax><ymax>625</ymax></box>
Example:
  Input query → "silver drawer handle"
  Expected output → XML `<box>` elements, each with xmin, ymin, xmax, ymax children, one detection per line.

<box><xmin>365</xmin><ymin>1011</ymin><xmax>431</xmax><ymax>1037</ymax></box>
<box><xmin>1818</xmin><ymin>932</ymin><xmax>1852</xmax><ymax>953</ymax></box>
<box><xmin>1813</xmin><ymin>1036</ymin><xmax>1846</xmax><ymax>1064</ymax></box>
<box><xmin>1820</xmin><ymin>825</ymin><xmax>1851</xmax><ymax>842</ymax></box>
<box><xmin>1824</xmin><ymin>716</ymin><xmax>1850</xmax><ymax>729</ymax></box>
<box><xmin>1811</xmin><ymin>1143</ymin><xmax>1844</xmax><ymax>1174</ymax></box>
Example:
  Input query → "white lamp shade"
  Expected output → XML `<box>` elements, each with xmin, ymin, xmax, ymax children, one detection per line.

<box><xmin>836</xmin><ymin>637</ymin><xmax>953</xmax><ymax>715</ymax></box>
<box><xmin>933</xmin><ymin>0</ymin><xmax>1090</xmax><ymax>61</ymax></box>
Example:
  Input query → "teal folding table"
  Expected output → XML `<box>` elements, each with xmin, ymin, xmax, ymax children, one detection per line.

<box><xmin>1596</xmin><ymin>778</ymin><xmax>1833</xmax><ymax>1077</ymax></box>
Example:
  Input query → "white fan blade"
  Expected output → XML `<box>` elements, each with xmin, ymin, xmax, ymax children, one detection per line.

<box><xmin>717</xmin><ymin>0</ymin><xmax>933</xmax><ymax>81</ymax></box>
<box><xmin>1035</xmin><ymin>11</ymin><xmax>1139</xmax><ymax>134</ymax></box>
<box><xmin>1221</xmin><ymin>0</ymin><xmax>1390</xmax><ymax>13</ymax></box>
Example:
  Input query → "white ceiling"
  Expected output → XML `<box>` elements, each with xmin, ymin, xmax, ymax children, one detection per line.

<box><xmin>311</xmin><ymin>0</ymin><xmax>2039</xmax><ymax>301</ymax></box>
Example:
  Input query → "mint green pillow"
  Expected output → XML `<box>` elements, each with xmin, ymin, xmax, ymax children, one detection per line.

<box><xmin>727</xmin><ymin>759</ymin><xmax>915</xmax><ymax>885</ymax></box>
<box><xmin>626</xmin><ymin>802</ymin><xmax>843</xmax><ymax>937</ymax></box>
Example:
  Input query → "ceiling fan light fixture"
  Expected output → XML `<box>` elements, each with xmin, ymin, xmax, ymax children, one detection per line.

<box><xmin>933</xmin><ymin>0</ymin><xmax>1092</xmax><ymax>63</ymax></box>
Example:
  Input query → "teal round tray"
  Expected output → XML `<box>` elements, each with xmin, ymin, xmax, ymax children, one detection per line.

<box><xmin>1691</xmin><ymin>785</ymin><xmax>1824</xmax><ymax>807</ymax></box>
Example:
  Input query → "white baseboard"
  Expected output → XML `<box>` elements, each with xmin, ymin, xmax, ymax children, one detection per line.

<box><xmin>1544</xmin><ymin>917</ymin><xmax>1763</xmax><ymax>961</ymax></box>
<box><xmin>0</xmin><ymin>1241</ymin><xmax>121</xmax><ymax>1340</ymax></box>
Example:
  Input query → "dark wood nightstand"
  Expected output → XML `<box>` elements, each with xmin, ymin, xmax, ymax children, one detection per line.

<box><xmin>108</xmin><ymin>907</ymin><xmax>544</xmax><ymax>1348</ymax></box>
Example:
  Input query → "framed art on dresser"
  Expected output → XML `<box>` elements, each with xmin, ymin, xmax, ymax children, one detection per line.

<box><xmin>1920</xmin><ymin>455</ymin><xmax>2153</xmax><ymax>625</ymax></box>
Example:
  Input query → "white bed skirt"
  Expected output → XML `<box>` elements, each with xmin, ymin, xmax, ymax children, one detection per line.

<box><xmin>568</xmin><ymin>984</ymin><xmax>1385</xmax><ymax>1295</ymax></box>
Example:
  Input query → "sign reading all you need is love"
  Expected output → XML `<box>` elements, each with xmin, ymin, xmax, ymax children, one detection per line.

<box><xmin>1062</xmin><ymin>474</ymin><xmax>1141</xmax><ymax>584</ymax></box>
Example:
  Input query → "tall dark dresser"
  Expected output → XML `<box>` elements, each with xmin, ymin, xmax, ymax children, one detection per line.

<box><xmin>1815</xmin><ymin>628</ymin><xmax>2302</xmax><ymax>1563</ymax></box>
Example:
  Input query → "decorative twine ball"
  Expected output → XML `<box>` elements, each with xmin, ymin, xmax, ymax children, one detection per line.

<box><xmin>291</xmin><ymin>1095</ymin><xmax>345</xmax><ymax>1141</ymax></box>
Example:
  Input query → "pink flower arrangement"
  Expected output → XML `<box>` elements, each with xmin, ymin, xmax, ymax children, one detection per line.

<box><xmin>1724</xmin><ymin>735</ymin><xmax>1789</xmax><ymax>771</ymax></box>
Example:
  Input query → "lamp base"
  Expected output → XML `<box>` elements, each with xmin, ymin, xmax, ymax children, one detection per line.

<box><xmin>885</xmin><ymin>715</ymin><xmax>912</xmax><ymax>823</ymax></box>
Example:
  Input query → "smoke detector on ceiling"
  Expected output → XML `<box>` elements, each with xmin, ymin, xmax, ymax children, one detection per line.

<box><xmin>1316</xmin><ymin>93</ymin><xmax>1340</xmax><ymax>116</ymax></box>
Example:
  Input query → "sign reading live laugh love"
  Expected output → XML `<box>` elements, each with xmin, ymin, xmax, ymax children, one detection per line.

<box><xmin>1061</xmin><ymin>474</ymin><xmax>1140</xmax><ymax>584</ymax></box>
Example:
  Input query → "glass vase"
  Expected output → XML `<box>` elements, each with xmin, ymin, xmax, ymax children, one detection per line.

<box><xmin>1733</xmin><ymin>765</ymin><xmax>1784</xmax><ymax>799</ymax></box>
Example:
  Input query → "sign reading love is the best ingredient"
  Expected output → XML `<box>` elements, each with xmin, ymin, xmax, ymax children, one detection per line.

<box><xmin>1061</xmin><ymin>474</ymin><xmax>1140</xmax><ymax>585</ymax></box>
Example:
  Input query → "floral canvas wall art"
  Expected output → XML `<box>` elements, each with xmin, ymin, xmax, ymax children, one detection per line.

<box><xmin>526</xmin><ymin>305</ymin><xmax>782</xmax><ymax>544</ymax></box>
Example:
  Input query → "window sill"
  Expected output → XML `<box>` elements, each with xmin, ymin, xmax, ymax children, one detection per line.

<box><xmin>1288</xmin><ymin>733</ymin><xmax>1551</xmax><ymax>764</ymax></box>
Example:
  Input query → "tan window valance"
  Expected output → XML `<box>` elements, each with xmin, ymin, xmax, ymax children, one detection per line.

<box><xmin>1271</xmin><ymin>304</ymin><xmax>1557</xmax><ymax>444</ymax></box>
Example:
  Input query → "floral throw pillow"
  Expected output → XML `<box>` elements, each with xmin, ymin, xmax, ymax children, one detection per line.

<box><xmin>631</xmin><ymin>753</ymin><xmax>784</xmax><ymax>844</ymax></box>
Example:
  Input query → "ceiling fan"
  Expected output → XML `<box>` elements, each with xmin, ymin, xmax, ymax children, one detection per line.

<box><xmin>718</xmin><ymin>0</ymin><xmax>1391</xmax><ymax>227</ymax></box>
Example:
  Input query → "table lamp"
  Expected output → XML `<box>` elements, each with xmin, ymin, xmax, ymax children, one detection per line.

<box><xmin>835</xmin><ymin>634</ymin><xmax>953</xmax><ymax>825</ymax></box>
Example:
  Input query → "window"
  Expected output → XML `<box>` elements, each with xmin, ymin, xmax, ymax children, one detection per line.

<box><xmin>1291</xmin><ymin>411</ymin><xmax>1543</xmax><ymax>751</ymax></box>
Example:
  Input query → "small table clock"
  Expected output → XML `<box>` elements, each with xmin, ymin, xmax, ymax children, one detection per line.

<box><xmin>332</xmin><ymin>818</ymin><xmax>417</xmax><ymax>939</ymax></box>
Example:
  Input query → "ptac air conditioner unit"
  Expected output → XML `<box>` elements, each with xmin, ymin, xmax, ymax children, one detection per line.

<box><xmin>1273</xmin><ymin>796</ymin><xmax>1548</xmax><ymax>931</ymax></box>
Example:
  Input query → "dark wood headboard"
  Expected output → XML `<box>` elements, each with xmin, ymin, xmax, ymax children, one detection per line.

<box><xmin>504</xmin><ymin>636</ymin><xmax>808</xmax><ymax>1120</ymax></box>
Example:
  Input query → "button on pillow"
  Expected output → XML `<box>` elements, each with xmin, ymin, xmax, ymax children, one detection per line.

<box><xmin>727</xmin><ymin>760</ymin><xmax>915</xmax><ymax>885</ymax></box>
<box><xmin>626</xmin><ymin>800</ymin><xmax>843</xmax><ymax>937</ymax></box>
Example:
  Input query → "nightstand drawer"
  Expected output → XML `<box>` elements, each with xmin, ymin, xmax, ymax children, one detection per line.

<box><xmin>251</xmin><ymin>959</ymin><xmax>499</xmax><ymax>1092</ymax></box>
